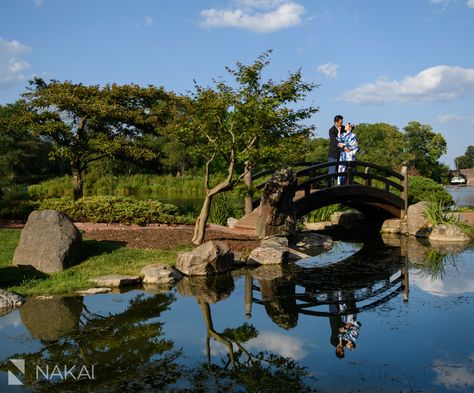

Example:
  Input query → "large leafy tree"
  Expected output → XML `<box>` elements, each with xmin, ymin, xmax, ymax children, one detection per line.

<box><xmin>354</xmin><ymin>123</ymin><xmax>408</xmax><ymax>169</ymax></box>
<box><xmin>18</xmin><ymin>78</ymin><xmax>174</xmax><ymax>200</ymax></box>
<box><xmin>169</xmin><ymin>51</ymin><xmax>318</xmax><ymax>244</ymax></box>
<box><xmin>403</xmin><ymin>121</ymin><xmax>448</xmax><ymax>182</ymax></box>
<box><xmin>0</xmin><ymin>102</ymin><xmax>64</xmax><ymax>191</ymax></box>
<box><xmin>455</xmin><ymin>145</ymin><xmax>474</xmax><ymax>169</ymax></box>
<box><xmin>304</xmin><ymin>138</ymin><xmax>328</xmax><ymax>163</ymax></box>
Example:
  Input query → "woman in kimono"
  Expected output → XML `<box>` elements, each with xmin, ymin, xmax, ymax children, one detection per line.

<box><xmin>337</xmin><ymin>123</ymin><xmax>358</xmax><ymax>185</ymax></box>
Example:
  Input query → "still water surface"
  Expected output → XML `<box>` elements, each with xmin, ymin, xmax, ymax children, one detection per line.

<box><xmin>1</xmin><ymin>236</ymin><xmax>473</xmax><ymax>392</ymax></box>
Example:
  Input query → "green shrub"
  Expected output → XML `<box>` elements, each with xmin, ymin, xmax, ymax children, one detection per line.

<box><xmin>0</xmin><ymin>199</ymin><xmax>39</xmax><ymax>219</ymax></box>
<box><xmin>31</xmin><ymin>196</ymin><xmax>194</xmax><ymax>225</ymax></box>
<box><xmin>408</xmin><ymin>176</ymin><xmax>453</xmax><ymax>207</ymax></box>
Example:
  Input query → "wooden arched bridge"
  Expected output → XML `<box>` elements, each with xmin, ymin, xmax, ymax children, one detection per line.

<box><xmin>234</xmin><ymin>160</ymin><xmax>408</xmax><ymax>231</ymax></box>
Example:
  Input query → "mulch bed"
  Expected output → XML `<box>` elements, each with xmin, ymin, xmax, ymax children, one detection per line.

<box><xmin>0</xmin><ymin>220</ymin><xmax>260</xmax><ymax>253</ymax></box>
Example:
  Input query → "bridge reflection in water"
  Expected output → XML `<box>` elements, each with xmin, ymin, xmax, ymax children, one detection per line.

<box><xmin>189</xmin><ymin>241</ymin><xmax>409</xmax><ymax>366</ymax></box>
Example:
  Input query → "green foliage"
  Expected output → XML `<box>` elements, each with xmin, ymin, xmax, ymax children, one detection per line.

<box><xmin>34</xmin><ymin>196</ymin><xmax>193</xmax><ymax>225</ymax></box>
<box><xmin>424</xmin><ymin>195</ymin><xmax>472</xmax><ymax>233</ymax></box>
<box><xmin>28</xmin><ymin>174</ymin><xmax>208</xmax><ymax>198</ymax></box>
<box><xmin>355</xmin><ymin>123</ymin><xmax>408</xmax><ymax>168</ymax></box>
<box><xmin>408</xmin><ymin>176</ymin><xmax>453</xmax><ymax>206</ymax></box>
<box><xmin>208</xmin><ymin>192</ymin><xmax>243</xmax><ymax>225</ymax></box>
<box><xmin>19</xmin><ymin>78</ymin><xmax>175</xmax><ymax>199</ymax></box>
<box><xmin>455</xmin><ymin>145</ymin><xmax>474</xmax><ymax>169</ymax></box>
<box><xmin>304</xmin><ymin>138</ymin><xmax>328</xmax><ymax>163</ymax></box>
<box><xmin>404</xmin><ymin>121</ymin><xmax>448</xmax><ymax>182</ymax></box>
<box><xmin>0</xmin><ymin>102</ymin><xmax>64</xmax><ymax>188</ymax></box>
<box><xmin>305</xmin><ymin>204</ymin><xmax>345</xmax><ymax>223</ymax></box>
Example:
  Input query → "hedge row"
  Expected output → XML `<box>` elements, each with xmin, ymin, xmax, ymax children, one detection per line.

<box><xmin>0</xmin><ymin>196</ymin><xmax>194</xmax><ymax>225</ymax></box>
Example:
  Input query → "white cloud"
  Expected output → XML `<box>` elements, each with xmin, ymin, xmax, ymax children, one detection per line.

<box><xmin>245</xmin><ymin>331</ymin><xmax>309</xmax><ymax>360</ymax></box>
<box><xmin>433</xmin><ymin>356</ymin><xmax>474</xmax><ymax>390</ymax></box>
<box><xmin>340</xmin><ymin>65</ymin><xmax>474</xmax><ymax>104</ymax></box>
<box><xmin>0</xmin><ymin>37</ymin><xmax>31</xmax><ymax>90</ymax></box>
<box><xmin>199</xmin><ymin>2</ymin><xmax>305</xmax><ymax>33</ymax></box>
<box><xmin>33</xmin><ymin>0</ymin><xmax>44</xmax><ymax>8</ymax></box>
<box><xmin>236</xmin><ymin>0</ymin><xmax>286</xmax><ymax>9</ymax></box>
<box><xmin>468</xmin><ymin>0</ymin><xmax>474</xmax><ymax>8</ymax></box>
<box><xmin>410</xmin><ymin>268</ymin><xmax>474</xmax><ymax>296</ymax></box>
<box><xmin>430</xmin><ymin>0</ymin><xmax>451</xmax><ymax>4</ymax></box>
<box><xmin>436</xmin><ymin>114</ymin><xmax>469</xmax><ymax>123</ymax></box>
<box><xmin>317</xmin><ymin>63</ymin><xmax>339</xmax><ymax>78</ymax></box>
<box><xmin>207</xmin><ymin>331</ymin><xmax>309</xmax><ymax>361</ymax></box>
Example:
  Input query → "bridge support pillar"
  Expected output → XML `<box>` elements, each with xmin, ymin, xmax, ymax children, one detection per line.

<box><xmin>401</xmin><ymin>166</ymin><xmax>408</xmax><ymax>218</ymax></box>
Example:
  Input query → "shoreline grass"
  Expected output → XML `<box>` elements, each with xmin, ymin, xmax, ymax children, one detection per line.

<box><xmin>0</xmin><ymin>229</ymin><xmax>191</xmax><ymax>297</ymax></box>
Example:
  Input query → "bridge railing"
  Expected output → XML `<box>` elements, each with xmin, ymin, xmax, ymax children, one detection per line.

<box><xmin>244</xmin><ymin>160</ymin><xmax>408</xmax><ymax>216</ymax></box>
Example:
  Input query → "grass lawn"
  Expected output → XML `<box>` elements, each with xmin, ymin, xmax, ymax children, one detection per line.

<box><xmin>0</xmin><ymin>228</ymin><xmax>191</xmax><ymax>297</ymax></box>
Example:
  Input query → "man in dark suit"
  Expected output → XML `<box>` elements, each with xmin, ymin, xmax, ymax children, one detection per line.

<box><xmin>327</xmin><ymin>115</ymin><xmax>343</xmax><ymax>187</ymax></box>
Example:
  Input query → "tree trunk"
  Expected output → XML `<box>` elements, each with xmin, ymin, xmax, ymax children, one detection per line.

<box><xmin>72</xmin><ymin>167</ymin><xmax>83</xmax><ymax>201</ymax></box>
<box><xmin>192</xmin><ymin>193</ymin><xmax>213</xmax><ymax>245</ymax></box>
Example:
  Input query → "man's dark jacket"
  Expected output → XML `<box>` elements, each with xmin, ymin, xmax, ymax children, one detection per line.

<box><xmin>328</xmin><ymin>125</ymin><xmax>340</xmax><ymax>159</ymax></box>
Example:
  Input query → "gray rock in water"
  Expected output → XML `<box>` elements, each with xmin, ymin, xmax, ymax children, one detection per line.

<box><xmin>13</xmin><ymin>210</ymin><xmax>82</xmax><ymax>273</ymax></box>
<box><xmin>256</xmin><ymin>167</ymin><xmax>297</xmax><ymax>238</ymax></box>
<box><xmin>247</xmin><ymin>245</ymin><xmax>288</xmax><ymax>265</ymax></box>
<box><xmin>176</xmin><ymin>241</ymin><xmax>234</xmax><ymax>276</ymax></box>
<box><xmin>76</xmin><ymin>288</ymin><xmax>112</xmax><ymax>295</ymax></box>
<box><xmin>330</xmin><ymin>211</ymin><xmax>366</xmax><ymax>229</ymax></box>
<box><xmin>0</xmin><ymin>289</ymin><xmax>26</xmax><ymax>315</ymax></box>
<box><xmin>406</xmin><ymin>202</ymin><xmax>432</xmax><ymax>237</ymax></box>
<box><xmin>429</xmin><ymin>224</ymin><xmax>470</xmax><ymax>242</ymax></box>
<box><xmin>88</xmin><ymin>274</ymin><xmax>141</xmax><ymax>287</ymax></box>
<box><xmin>261</xmin><ymin>235</ymin><xmax>289</xmax><ymax>248</ymax></box>
<box><xmin>140</xmin><ymin>264</ymin><xmax>182</xmax><ymax>285</ymax></box>
<box><xmin>293</xmin><ymin>232</ymin><xmax>333</xmax><ymax>252</ymax></box>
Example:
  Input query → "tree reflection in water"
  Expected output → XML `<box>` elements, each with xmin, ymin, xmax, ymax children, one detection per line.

<box><xmin>178</xmin><ymin>273</ymin><xmax>317</xmax><ymax>392</ymax></box>
<box><xmin>1</xmin><ymin>293</ymin><xmax>182</xmax><ymax>392</ymax></box>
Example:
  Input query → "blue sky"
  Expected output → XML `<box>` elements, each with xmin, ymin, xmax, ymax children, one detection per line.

<box><xmin>1</xmin><ymin>0</ymin><xmax>473</xmax><ymax>167</ymax></box>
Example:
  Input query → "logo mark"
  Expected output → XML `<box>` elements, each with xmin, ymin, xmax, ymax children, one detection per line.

<box><xmin>8</xmin><ymin>359</ymin><xmax>25</xmax><ymax>385</ymax></box>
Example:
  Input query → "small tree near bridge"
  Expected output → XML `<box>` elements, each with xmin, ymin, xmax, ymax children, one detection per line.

<box><xmin>169</xmin><ymin>51</ymin><xmax>318</xmax><ymax>245</ymax></box>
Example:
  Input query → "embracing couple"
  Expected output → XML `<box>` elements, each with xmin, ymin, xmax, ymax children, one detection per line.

<box><xmin>327</xmin><ymin>115</ymin><xmax>359</xmax><ymax>187</ymax></box>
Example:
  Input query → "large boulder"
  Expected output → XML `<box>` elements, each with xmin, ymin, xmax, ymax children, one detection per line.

<box><xmin>429</xmin><ymin>224</ymin><xmax>470</xmax><ymax>242</ymax></box>
<box><xmin>406</xmin><ymin>202</ymin><xmax>431</xmax><ymax>237</ymax></box>
<box><xmin>13</xmin><ymin>210</ymin><xmax>82</xmax><ymax>273</ymax></box>
<box><xmin>380</xmin><ymin>219</ymin><xmax>408</xmax><ymax>235</ymax></box>
<box><xmin>256</xmin><ymin>167</ymin><xmax>297</xmax><ymax>238</ymax></box>
<box><xmin>176</xmin><ymin>240</ymin><xmax>234</xmax><ymax>276</ymax></box>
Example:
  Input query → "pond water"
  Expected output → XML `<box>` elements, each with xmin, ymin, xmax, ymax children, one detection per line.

<box><xmin>1</xmin><ymin>237</ymin><xmax>473</xmax><ymax>392</ymax></box>
<box><xmin>446</xmin><ymin>186</ymin><xmax>474</xmax><ymax>207</ymax></box>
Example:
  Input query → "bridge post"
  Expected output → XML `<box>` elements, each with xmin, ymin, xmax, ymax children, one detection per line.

<box><xmin>364</xmin><ymin>166</ymin><xmax>371</xmax><ymax>187</ymax></box>
<box><xmin>244</xmin><ymin>161</ymin><xmax>253</xmax><ymax>214</ymax></box>
<box><xmin>401</xmin><ymin>165</ymin><xmax>408</xmax><ymax>218</ymax></box>
<box><xmin>245</xmin><ymin>274</ymin><xmax>253</xmax><ymax>319</ymax></box>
